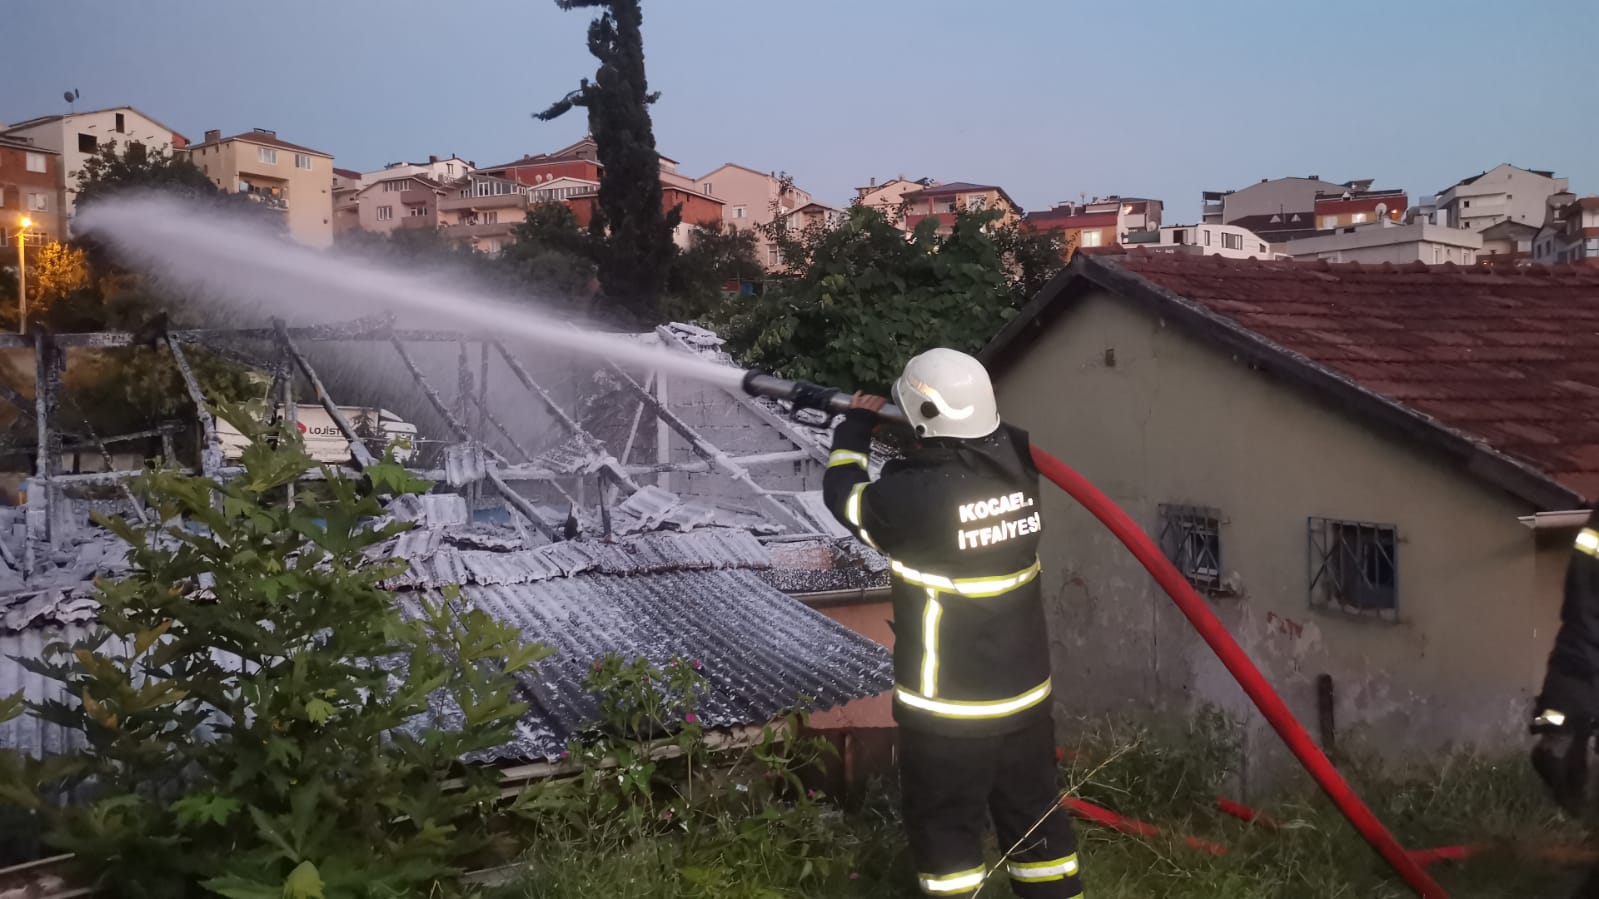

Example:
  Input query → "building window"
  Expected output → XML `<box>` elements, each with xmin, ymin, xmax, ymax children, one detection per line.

<box><xmin>1203</xmin><ymin>229</ymin><xmax>1212</xmax><ymax>246</ymax></box>
<box><xmin>1258</xmin><ymin>243</ymin><xmax>1267</xmax><ymax>253</ymax></box>
<box><xmin>295</xmin><ymin>153</ymin><xmax>312</xmax><ymax>170</ymax></box>
<box><xmin>1308</xmin><ymin>518</ymin><xmax>1398</xmax><ymax>618</ymax></box>
<box><xmin>376</xmin><ymin>205</ymin><xmax>394</xmax><ymax>221</ymax></box>
<box><xmin>734</xmin><ymin>206</ymin><xmax>747</xmax><ymax>220</ymax></box>
<box><xmin>25</xmin><ymin>153</ymin><xmax>48</xmax><ymax>173</ymax></box>
<box><xmin>78</xmin><ymin>133</ymin><xmax>98</xmax><ymax>154</ymax></box>
<box><xmin>27</xmin><ymin>193</ymin><xmax>48</xmax><ymax>212</ymax></box>
<box><xmin>1081</xmin><ymin>230</ymin><xmax>1103</xmax><ymax>248</ymax></box>
<box><xmin>1433</xmin><ymin>246</ymin><xmax>1442</xmax><ymax>264</ymax></box>
<box><xmin>767</xmin><ymin>245</ymin><xmax>782</xmax><ymax>266</ymax></box>
<box><xmin>407</xmin><ymin>205</ymin><xmax>427</xmax><ymax>217</ymax></box>
<box><xmin>115</xmin><ymin>112</ymin><xmax>126</xmax><ymax>133</ymax></box>
<box><xmin>447</xmin><ymin>163</ymin><xmax>455</xmax><ymax>176</ymax></box>
<box><xmin>966</xmin><ymin>195</ymin><xmax>987</xmax><ymax>211</ymax></box>
<box><xmin>1221</xmin><ymin>232</ymin><xmax>1243</xmax><ymax>250</ymax></box>
<box><xmin>1319</xmin><ymin>216</ymin><xmax>1336</xmax><ymax>229</ymax></box>
<box><xmin>943</xmin><ymin>198</ymin><xmax>959</xmax><ymax>214</ymax></box>
<box><xmin>1352</xmin><ymin>212</ymin><xmax>1368</xmax><ymax>224</ymax></box>
<box><xmin>1158</xmin><ymin>504</ymin><xmax>1222</xmax><ymax>589</ymax></box>
<box><xmin>483</xmin><ymin>210</ymin><xmax>498</xmax><ymax>224</ymax></box>
<box><xmin>703</xmin><ymin>182</ymin><xmax>713</xmax><ymax>196</ymax></box>
<box><xmin>258</xmin><ymin>146</ymin><xmax>278</xmax><ymax>164</ymax></box>
<box><xmin>1463</xmin><ymin>200</ymin><xmax>1470</xmax><ymax>208</ymax></box>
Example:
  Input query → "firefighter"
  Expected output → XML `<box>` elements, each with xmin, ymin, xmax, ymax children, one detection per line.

<box><xmin>1533</xmin><ymin>508</ymin><xmax>1599</xmax><ymax>897</ymax></box>
<box><xmin>823</xmin><ymin>348</ymin><xmax>1083</xmax><ymax>899</ymax></box>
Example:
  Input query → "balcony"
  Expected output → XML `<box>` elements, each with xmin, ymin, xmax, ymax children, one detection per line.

<box><xmin>399</xmin><ymin>189</ymin><xmax>436</xmax><ymax>206</ymax></box>
<box><xmin>441</xmin><ymin>220</ymin><xmax>517</xmax><ymax>239</ymax></box>
<box><xmin>396</xmin><ymin>215</ymin><xmax>437</xmax><ymax>230</ymax></box>
<box><xmin>440</xmin><ymin>192</ymin><xmax>529</xmax><ymax>213</ymax></box>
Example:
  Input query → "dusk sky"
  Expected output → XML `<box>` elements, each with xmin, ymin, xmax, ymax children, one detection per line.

<box><xmin>10</xmin><ymin>0</ymin><xmax>1597</xmax><ymax>222</ymax></box>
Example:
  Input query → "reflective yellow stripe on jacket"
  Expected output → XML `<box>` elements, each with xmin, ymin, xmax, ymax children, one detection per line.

<box><xmin>891</xmin><ymin>558</ymin><xmax>1042</xmax><ymax>598</ymax></box>
<box><xmin>1578</xmin><ymin>528</ymin><xmax>1599</xmax><ymax>557</ymax></box>
<box><xmin>895</xmin><ymin>678</ymin><xmax>1053</xmax><ymax>720</ymax></box>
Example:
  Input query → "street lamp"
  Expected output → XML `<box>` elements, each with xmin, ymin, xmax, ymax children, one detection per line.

<box><xmin>14</xmin><ymin>215</ymin><xmax>31</xmax><ymax>334</ymax></box>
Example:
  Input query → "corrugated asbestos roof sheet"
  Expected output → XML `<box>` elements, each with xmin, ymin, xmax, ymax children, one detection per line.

<box><xmin>408</xmin><ymin>570</ymin><xmax>893</xmax><ymax>762</ymax></box>
<box><xmin>0</xmin><ymin>568</ymin><xmax>893</xmax><ymax>763</ymax></box>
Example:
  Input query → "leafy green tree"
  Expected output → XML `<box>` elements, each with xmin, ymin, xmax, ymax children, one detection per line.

<box><xmin>4</xmin><ymin>420</ymin><xmax>546</xmax><ymax>897</ymax></box>
<box><xmin>723</xmin><ymin>206</ymin><xmax>1062</xmax><ymax>392</ymax></box>
<box><xmin>498</xmin><ymin>203</ymin><xmax>597</xmax><ymax>303</ymax></box>
<box><xmin>537</xmin><ymin>0</ymin><xmax>678</xmax><ymax>325</ymax></box>
<box><xmin>663</xmin><ymin>222</ymin><xmax>762</xmax><ymax>323</ymax></box>
<box><xmin>72</xmin><ymin>139</ymin><xmax>221</xmax><ymax>212</ymax></box>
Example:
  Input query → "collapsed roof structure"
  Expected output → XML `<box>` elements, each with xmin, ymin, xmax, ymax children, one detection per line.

<box><xmin>0</xmin><ymin>320</ymin><xmax>893</xmax><ymax>763</ymax></box>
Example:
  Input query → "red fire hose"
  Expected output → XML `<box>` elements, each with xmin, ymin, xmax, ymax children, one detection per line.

<box><xmin>1029</xmin><ymin>446</ymin><xmax>1447</xmax><ymax>898</ymax></box>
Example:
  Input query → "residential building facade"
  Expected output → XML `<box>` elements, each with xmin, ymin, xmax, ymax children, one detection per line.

<box><xmin>332</xmin><ymin>168</ymin><xmax>363</xmax><ymax>235</ymax></box>
<box><xmin>0</xmin><ymin>105</ymin><xmax>188</xmax><ymax>223</ymax></box>
<box><xmin>1532</xmin><ymin>196</ymin><xmax>1599</xmax><ymax>267</ymax></box>
<box><xmin>362</xmin><ymin>154</ymin><xmax>473</xmax><ymax>185</ymax></box>
<box><xmin>1436</xmin><ymin>164</ymin><xmax>1568</xmax><ymax>233</ymax></box>
<box><xmin>1021</xmin><ymin>196</ymin><xmax>1160</xmax><ymax>259</ymax></box>
<box><xmin>901</xmin><ymin>182</ymin><xmax>1022</xmax><ymax>236</ymax></box>
<box><xmin>981</xmin><ymin>253</ymin><xmax>1599</xmax><ymax>767</ymax></box>
<box><xmin>853</xmin><ymin>176</ymin><xmax>936</xmax><ymax>228</ymax></box>
<box><xmin>1477</xmin><ymin>219</ymin><xmax>1539</xmax><ymax>265</ymax></box>
<box><xmin>0</xmin><ymin>136</ymin><xmax>62</xmax><ymax>244</ymax></box>
<box><xmin>349</xmin><ymin>172</ymin><xmax>447</xmax><ymax>235</ymax></box>
<box><xmin>186</xmin><ymin>128</ymin><xmax>336</xmax><ymax>247</ymax></box>
<box><xmin>1139</xmin><ymin>223</ymin><xmax>1277</xmax><ymax>259</ymax></box>
<box><xmin>1284</xmin><ymin>220</ymin><xmax>1481</xmax><ymax>265</ymax></box>
<box><xmin>1313</xmin><ymin>189</ymin><xmax>1407</xmax><ymax>230</ymax></box>
<box><xmin>1204</xmin><ymin>177</ymin><xmax>1397</xmax><ymax>244</ymax></box>
<box><xmin>694</xmin><ymin>163</ymin><xmax>815</xmax><ymax>268</ymax></box>
<box><xmin>439</xmin><ymin>173</ymin><xmax>537</xmax><ymax>255</ymax></box>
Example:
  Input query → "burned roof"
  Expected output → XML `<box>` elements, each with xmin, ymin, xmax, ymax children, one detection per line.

<box><xmin>983</xmin><ymin>252</ymin><xmax>1599</xmax><ymax>509</ymax></box>
<box><xmin>0</xmin><ymin>319</ymin><xmax>892</xmax><ymax>764</ymax></box>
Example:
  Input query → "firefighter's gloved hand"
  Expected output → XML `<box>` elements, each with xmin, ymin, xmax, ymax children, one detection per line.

<box><xmin>1531</xmin><ymin>715</ymin><xmax>1592</xmax><ymax>818</ymax></box>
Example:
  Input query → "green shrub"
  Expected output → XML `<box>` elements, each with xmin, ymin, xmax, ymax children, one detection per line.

<box><xmin>3</xmin><ymin>413</ymin><xmax>547</xmax><ymax>898</ymax></box>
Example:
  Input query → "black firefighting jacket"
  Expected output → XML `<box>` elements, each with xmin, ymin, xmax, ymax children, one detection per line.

<box><xmin>823</xmin><ymin>408</ymin><xmax>1053</xmax><ymax>737</ymax></box>
<box><xmin>1537</xmin><ymin>508</ymin><xmax>1599</xmax><ymax>728</ymax></box>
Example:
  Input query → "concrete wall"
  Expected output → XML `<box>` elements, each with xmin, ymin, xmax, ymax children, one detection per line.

<box><xmin>993</xmin><ymin>290</ymin><xmax>1566</xmax><ymax>774</ymax></box>
<box><xmin>1152</xmin><ymin>224</ymin><xmax>1274</xmax><ymax>259</ymax></box>
<box><xmin>1441</xmin><ymin>165</ymin><xmax>1569</xmax><ymax>232</ymax></box>
<box><xmin>1221</xmin><ymin>177</ymin><xmax>1346</xmax><ymax>223</ymax></box>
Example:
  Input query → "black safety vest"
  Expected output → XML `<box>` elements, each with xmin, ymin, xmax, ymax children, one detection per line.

<box><xmin>824</xmin><ymin>409</ymin><xmax>1053</xmax><ymax>736</ymax></box>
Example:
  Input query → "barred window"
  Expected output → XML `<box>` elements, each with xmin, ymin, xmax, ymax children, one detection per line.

<box><xmin>1308</xmin><ymin>518</ymin><xmax>1398</xmax><ymax>619</ymax></box>
<box><xmin>1158</xmin><ymin>504</ymin><xmax>1221</xmax><ymax>588</ymax></box>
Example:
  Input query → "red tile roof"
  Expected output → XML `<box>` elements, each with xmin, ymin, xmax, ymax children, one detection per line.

<box><xmin>332</xmin><ymin>167</ymin><xmax>363</xmax><ymax>180</ymax></box>
<box><xmin>984</xmin><ymin>253</ymin><xmax>1599</xmax><ymax>507</ymax></box>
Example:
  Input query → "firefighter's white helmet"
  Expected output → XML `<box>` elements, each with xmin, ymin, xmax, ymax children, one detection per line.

<box><xmin>892</xmin><ymin>348</ymin><xmax>1001</xmax><ymax>440</ymax></box>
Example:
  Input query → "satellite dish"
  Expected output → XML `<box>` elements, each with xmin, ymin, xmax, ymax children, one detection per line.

<box><xmin>1376</xmin><ymin>202</ymin><xmax>1388</xmax><ymax>219</ymax></box>
<box><xmin>63</xmin><ymin>89</ymin><xmax>80</xmax><ymax>112</ymax></box>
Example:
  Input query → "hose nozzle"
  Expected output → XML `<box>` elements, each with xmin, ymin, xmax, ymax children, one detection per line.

<box><xmin>740</xmin><ymin>370</ymin><xmax>908</xmax><ymax>426</ymax></box>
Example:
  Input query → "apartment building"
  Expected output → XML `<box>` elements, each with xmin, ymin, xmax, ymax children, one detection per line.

<box><xmin>349</xmin><ymin>172</ymin><xmax>448</xmax><ymax>236</ymax></box>
<box><xmin>694</xmin><ymin>163</ymin><xmax>815</xmax><ymax>267</ymax></box>
<box><xmin>332</xmin><ymin>168</ymin><xmax>363</xmax><ymax>235</ymax></box>
<box><xmin>0</xmin><ymin>105</ymin><xmax>188</xmax><ymax>222</ymax></box>
<box><xmin>1203</xmin><ymin>176</ymin><xmax>1392</xmax><ymax>243</ymax></box>
<box><xmin>440</xmin><ymin>173</ymin><xmax>536</xmax><ymax>255</ymax></box>
<box><xmin>901</xmin><ymin>182</ymin><xmax>1022</xmax><ymax>236</ymax></box>
<box><xmin>1314</xmin><ymin>188</ymin><xmax>1407</xmax><ymax>229</ymax></box>
<box><xmin>1021</xmin><ymin>196</ymin><xmax>1161</xmax><ymax>258</ymax></box>
<box><xmin>186</xmin><ymin>128</ymin><xmax>335</xmax><ymax>247</ymax></box>
<box><xmin>1436</xmin><ymin>164</ymin><xmax>1568</xmax><ymax>233</ymax></box>
<box><xmin>854</xmin><ymin>176</ymin><xmax>936</xmax><ymax>228</ymax></box>
<box><xmin>1136</xmin><ymin>223</ymin><xmax>1277</xmax><ymax>259</ymax></box>
<box><xmin>1284</xmin><ymin>220</ymin><xmax>1481</xmax><ymax>265</ymax></box>
<box><xmin>1532</xmin><ymin>196</ymin><xmax>1599</xmax><ymax>267</ymax></box>
<box><xmin>363</xmin><ymin>154</ymin><xmax>473</xmax><ymax>185</ymax></box>
<box><xmin>0</xmin><ymin>136</ymin><xmax>61</xmax><ymax>244</ymax></box>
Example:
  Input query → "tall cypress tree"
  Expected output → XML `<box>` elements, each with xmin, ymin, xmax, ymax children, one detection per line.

<box><xmin>538</xmin><ymin>0</ymin><xmax>678</xmax><ymax>326</ymax></box>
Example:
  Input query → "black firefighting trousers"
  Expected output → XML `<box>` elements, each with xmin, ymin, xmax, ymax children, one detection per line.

<box><xmin>900</xmin><ymin>716</ymin><xmax>1084</xmax><ymax>898</ymax></box>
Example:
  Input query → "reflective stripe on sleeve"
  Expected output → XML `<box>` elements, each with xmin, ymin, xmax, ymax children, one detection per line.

<box><xmin>828</xmin><ymin>449</ymin><xmax>869</xmax><ymax>470</ymax></box>
<box><xmin>895</xmin><ymin>678</ymin><xmax>1052</xmax><ymax>720</ymax></box>
<box><xmin>1577</xmin><ymin>528</ymin><xmax>1599</xmax><ymax>557</ymax></box>
<box><xmin>921</xmin><ymin>589</ymin><xmax>942</xmax><ymax>697</ymax></box>
<box><xmin>845</xmin><ymin>482</ymin><xmax>868</xmax><ymax>528</ymax></box>
<box><xmin>1008</xmin><ymin>854</ymin><xmax>1079</xmax><ymax>882</ymax></box>
<box><xmin>892</xmin><ymin>558</ymin><xmax>1042</xmax><ymax>598</ymax></box>
<box><xmin>918</xmin><ymin>865</ymin><xmax>985</xmax><ymax>895</ymax></box>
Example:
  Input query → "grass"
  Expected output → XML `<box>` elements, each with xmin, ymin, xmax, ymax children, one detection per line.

<box><xmin>492</xmin><ymin>711</ymin><xmax>1594</xmax><ymax>899</ymax></box>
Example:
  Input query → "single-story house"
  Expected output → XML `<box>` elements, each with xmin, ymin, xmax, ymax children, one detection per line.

<box><xmin>979</xmin><ymin>252</ymin><xmax>1599</xmax><ymax>773</ymax></box>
